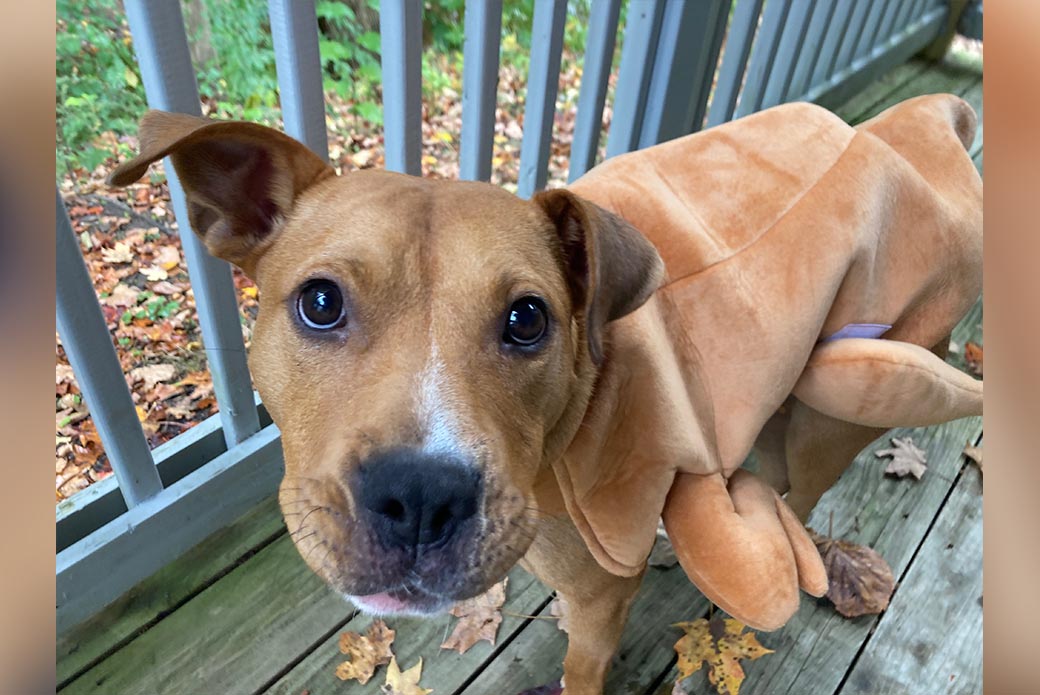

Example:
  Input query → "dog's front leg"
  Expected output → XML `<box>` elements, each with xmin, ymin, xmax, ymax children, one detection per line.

<box><xmin>522</xmin><ymin>515</ymin><xmax>644</xmax><ymax>694</ymax></box>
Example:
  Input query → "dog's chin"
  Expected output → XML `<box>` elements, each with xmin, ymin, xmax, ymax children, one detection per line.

<box><xmin>346</xmin><ymin>589</ymin><xmax>454</xmax><ymax>616</ymax></box>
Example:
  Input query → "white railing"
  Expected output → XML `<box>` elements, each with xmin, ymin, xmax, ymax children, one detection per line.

<box><xmin>55</xmin><ymin>0</ymin><xmax>954</xmax><ymax>634</ymax></box>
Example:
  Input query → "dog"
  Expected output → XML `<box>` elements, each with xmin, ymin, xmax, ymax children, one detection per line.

<box><xmin>109</xmin><ymin>93</ymin><xmax>982</xmax><ymax>694</ymax></box>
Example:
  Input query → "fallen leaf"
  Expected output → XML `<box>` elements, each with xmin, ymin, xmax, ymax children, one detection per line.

<box><xmin>549</xmin><ymin>595</ymin><xmax>569</xmax><ymax>634</ymax></box>
<box><xmin>130</xmin><ymin>363</ymin><xmax>177</xmax><ymax>390</ymax></box>
<box><xmin>99</xmin><ymin>283</ymin><xmax>141</xmax><ymax>307</ymax></box>
<box><xmin>810</xmin><ymin>531</ymin><xmax>895</xmax><ymax>618</ymax></box>
<box><xmin>55</xmin><ymin>364</ymin><xmax>75</xmax><ymax>384</ymax></box>
<box><xmin>673</xmin><ymin>614</ymin><xmax>772</xmax><ymax>695</ymax></box>
<box><xmin>963</xmin><ymin>442</ymin><xmax>983</xmax><ymax>475</ymax></box>
<box><xmin>876</xmin><ymin>436</ymin><xmax>928</xmax><ymax>479</ymax></box>
<box><xmin>335</xmin><ymin>619</ymin><xmax>396</xmax><ymax>685</ymax></box>
<box><xmin>964</xmin><ymin>342</ymin><xmax>983</xmax><ymax>376</ymax></box>
<box><xmin>441</xmin><ymin>578</ymin><xmax>507</xmax><ymax>653</ymax></box>
<box><xmin>135</xmin><ymin>405</ymin><xmax>148</xmax><ymax>422</ymax></box>
<box><xmin>382</xmin><ymin>656</ymin><xmax>431</xmax><ymax>695</ymax></box>
<box><xmin>101</xmin><ymin>241</ymin><xmax>134</xmax><ymax>264</ymax></box>
<box><xmin>141</xmin><ymin>265</ymin><xmax>168</xmax><ymax>281</ymax></box>
<box><xmin>154</xmin><ymin>244</ymin><xmax>180</xmax><ymax>270</ymax></box>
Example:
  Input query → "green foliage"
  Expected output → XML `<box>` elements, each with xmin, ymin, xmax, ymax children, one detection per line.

<box><xmin>55</xmin><ymin>0</ymin><xmax>145</xmax><ymax>176</ymax></box>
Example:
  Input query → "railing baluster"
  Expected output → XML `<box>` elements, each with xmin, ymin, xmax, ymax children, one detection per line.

<box><xmin>639</xmin><ymin>0</ymin><xmax>729</xmax><ymax>146</ymax></box>
<box><xmin>516</xmin><ymin>0</ymin><xmax>567</xmax><ymax>198</ymax></box>
<box><xmin>833</xmin><ymin>1</ymin><xmax>872</xmax><ymax>73</ymax></box>
<box><xmin>734</xmin><ymin>0</ymin><xmax>792</xmax><ymax>118</ymax></box>
<box><xmin>788</xmin><ymin>0</ymin><xmax>839</xmax><ymax>101</ymax></box>
<box><xmin>816</xmin><ymin>0</ymin><xmax>857</xmax><ymax>84</ymax></box>
<box><xmin>123</xmin><ymin>0</ymin><xmax>261</xmax><ymax>448</ymax></box>
<box><xmin>760</xmin><ymin>0</ymin><xmax>815</xmax><ymax>109</ymax></box>
<box><xmin>56</xmin><ymin>189</ymin><xmax>163</xmax><ymax>508</ymax></box>
<box><xmin>875</xmin><ymin>0</ymin><xmax>904</xmax><ymax>46</ymax></box>
<box><xmin>853</xmin><ymin>0</ymin><xmax>891</xmax><ymax>62</ymax></box>
<box><xmin>460</xmin><ymin>0</ymin><xmax>503</xmax><ymax>182</ymax></box>
<box><xmin>604</xmin><ymin>0</ymin><xmax>665</xmax><ymax>157</ymax></box>
<box><xmin>380</xmin><ymin>0</ymin><xmax>423</xmax><ymax>176</ymax></box>
<box><xmin>268</xmin><ymin>0</ymin><xmax>329</xmax><ymax>160</ymax></box>
<box><xmin>568</xmin><ymin>0</ymin><xmax>621</xmax><ymax>181</ymax></box>
<box><xmin>891</xmin><ymin>0</ymin><xmax>918</xmax><ymax>33</ymax></box>
<box><xmin>706</xmin><ymin>0</ymin><xmax>765</xmax><ymax>127</ymax></box>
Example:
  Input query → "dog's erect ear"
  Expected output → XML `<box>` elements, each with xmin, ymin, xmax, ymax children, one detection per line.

<box><xmin>108</xmin><ymin>110</ymin><xmax>334</xmax><ymax>277</ymax></box>
<box><xmin>533</xmin><ymin>189</ymin><xmax>664</xmax><ymax>363</ymax></box>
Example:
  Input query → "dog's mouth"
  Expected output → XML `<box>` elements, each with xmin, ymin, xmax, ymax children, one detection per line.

<box><xmin>347</xmin><ymin>582</ymin><xmax>454</xmax><ymax>616</ymax></box>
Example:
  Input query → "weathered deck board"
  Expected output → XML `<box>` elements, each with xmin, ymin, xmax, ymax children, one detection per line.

<box><xmin>840</xmin><ymin>448</ymin><xmax>983</xmax><ymax>694</ymax></box>
<box><xmin>265</xmin><ymin>566</ymin><xmax>554</xmax><ymax>695</ymax></box>
<box><xmin>56</xmin><ymin>495</ymin><xmax>285</xmax><ymax>687</ymax></box>
<box><xmin>61</xmin><ymin>535</ymin><xmax>353</xmax><ymax>695</ymax></box>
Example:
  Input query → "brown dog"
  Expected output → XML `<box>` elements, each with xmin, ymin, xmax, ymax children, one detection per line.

<box><xmin>109</xmin><ymin>93</ymin><xmax>982</xmax><ymax>694</ymax></box>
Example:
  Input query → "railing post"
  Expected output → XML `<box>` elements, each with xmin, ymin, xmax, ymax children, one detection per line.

<box><xmin>760</xmin><ymin>0</ymin><xmax>816</xmax><ymax>109</ymax></box>
<box><xmin>123</xmin><ymin>0</ymin><xmax>261</xmax><ymax>448</ymax></box>
<box><xmin>734</xmin><ymin>0</ymin><xmax>792</xmax><ymax>118</ymax></box>
<box><xmin>706</xmin><ymin>0</ymin><xmax>766</xmax><ymax>127</ymax></box>
<box><xmin>56</xmin><ymin>189</ymin><xmax>163</xmax><ymax>507</ymax></box>
<box><xmin>788</xmin><ymin>0</ymin><xmax>839</xmax><ymax>101</ymax></box>
<box><xmin>516</xmin><ymin>0</ymin><xmax>567</xmax><ymax>198</ymax></box>
<box><xmin>605</xmin><ymin>0</ymin><xmax>665</xmax><ymax>157</ymax></box>
<box><xmin>568</xmin><ymin>0</ymin><xmax>621</xmax><ymax>181</ymax></box>
<box><xmin>460</xmin><ymin>0</ymin><xmax>503</xmax><ymax>182</ymax></box>
<box><xmin>380</xmin><ymin>0</ymin><xmax>423</xmax><ymax>176</ymax></box>
<box><xmin>268</xmin><ymin>0</ymin><xmax>330</xmax><ymax>160</ymax></box>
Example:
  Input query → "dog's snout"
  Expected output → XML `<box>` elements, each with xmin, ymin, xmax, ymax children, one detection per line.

<box><xmin>358</xmin><ymin>450</ymin><xmax>480</xmax><ymax>549</ymax></box>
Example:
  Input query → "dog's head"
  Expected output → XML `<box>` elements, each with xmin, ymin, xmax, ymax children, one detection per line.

<box><xmin>110</xmin><ymin>112</ymin><xmax>663</xmax><ymax>614</ymax></box>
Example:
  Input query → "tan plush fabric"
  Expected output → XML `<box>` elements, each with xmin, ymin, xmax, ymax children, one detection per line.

<box><xmin>558</xmin><ymin>94</ymin><xmax>983</xmax><ymax>629</ymax></box>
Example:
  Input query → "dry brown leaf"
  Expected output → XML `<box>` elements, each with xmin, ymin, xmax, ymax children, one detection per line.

<box><xmin>673</xmin><ymin>614</ymin><xmax>772</xmax><ymax>695</ymax></box>
<box><xmin>335</xmin><ymin>619</ymin><xmax>396</xmax><ymax>685</ymax></box>
<box><xmin>141</xmin><ymin>265</ymin><xmax>168</xmax><ymax>282</ymax></box>
<box><xmin>441</xmin><ymin>578</ymin><xmax>507</xmax><ymax>653</ymax></box>
<box><xmin>811</xmin><ymin>531</ymin><xmax>895</xmax><ymax>618</ymax></box>
<box><xmin>964</xmin><ymin>342</ymin><xmax>983</xmax><ymax>376</ymax></box>
<box><xmin>129</xmin><ymin>364</ymin><xmax>177</xmax><ymax>390</ymax></box>
<box><xmin>876</xmin><ymin>436</ymin><xmax>928</xmax><ymax>479</ymax></box>
<box><xmin>963</xmin><ymin>442</ymin><xmax>983</xmax><ymax>475</ymax></box>
<box><xmin>382</xmin><ymin>656</ymin><xmax>432</xmax><ymax>695</ymax></box>
<box><xmin>99</xmin><ymin>283</ymin><xmax>141</xmax><ymax>307</ymax></box>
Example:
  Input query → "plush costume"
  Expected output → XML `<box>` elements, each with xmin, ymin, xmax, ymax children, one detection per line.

<box><xmin>557</xmin><ymin>94</ymin><xmax>983</xmax><ymax>630</ymax></box>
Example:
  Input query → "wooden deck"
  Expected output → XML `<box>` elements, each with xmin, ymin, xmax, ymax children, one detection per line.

<box><xmin>57</xmin><ymin>51</ymin><xmax>984</xmax><ymax>695</ymax></box>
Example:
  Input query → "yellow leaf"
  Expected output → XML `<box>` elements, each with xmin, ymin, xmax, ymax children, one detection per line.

<box><xmin>433</xmin><ymin>130</ymin><xmax>453</xmax><ymax>143</ymax></box>
<box><xmin>334</xmin><ymin>619</ymin><xmax>395</xmax><ymax>685</ymax></box>
<box><xmin>673</xmin><ymin>615</ymin><xmax>772</xmax><ymax>695</ymax></box>
<box><xmin>135</xmin><ymin>406</ymin><xmax>148</xmax><ymax>422</ymax></box>
<box><xmin>242</xmin><ymin>286</ymin><xmax>258</xmax><ymax>299</ymax></box>
<box><xmin>383</xmin><ymin>656</ymin><xmax>432</xmax><ymax>695</ymax></box>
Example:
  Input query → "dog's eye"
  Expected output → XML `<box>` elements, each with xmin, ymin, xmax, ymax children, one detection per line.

<box><xmin>503</xmin><ymin>296</ymin><xmax>548</xmax><ymax>347</ymax></box>
<box><xmin>297</xmin><ymin>280</ymin><xmax>345</xmax><ymax>330</ymax></box>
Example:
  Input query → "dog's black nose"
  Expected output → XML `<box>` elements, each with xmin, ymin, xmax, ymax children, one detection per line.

<box><xmin>357</xmin><ymin>450</ymin><xmax>480</xmax><ymax>549</ymax></box>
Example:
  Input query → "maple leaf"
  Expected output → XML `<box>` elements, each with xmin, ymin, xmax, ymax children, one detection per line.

<box><xmin>673</xmin><ymin>614</ymin><xmax>772</xmax><ymax>695</ymax></box>
<box><xmin>964</xmin><ymin>342</ymin><xmax>983</xmax><ymax>376</ymax></box>
<box><xmin>335</xmin><ymin>619</ymin><xmax>396</xmax><ymax>685</ymax></box>
<box><xmin>141</xmin><ymin>265</ymin><xmax>168</xmax><ymax>282</ymax></box>
<box><xmin>963</xmin><ymin>442</ymin><xmax>983</xmax><ymax>476</ymax></box>
<box><xmin>101</xmin><ymin>241</ymin><xmax>134</xmax><ymax>264</ymax></box>
<box><xmin>129</xmin><ymin>364</ymin><xmax>177</xmax><ymax>390</ymax></box>
<box><xmin>810</xmin><ymin>531</ymin><xmax>894</xmax><ymax>618</ymax></box>
<box><xmin>441</xmin><ymin>578</ymin><xmax>507</xmax><ymax>654</ymax></box>
<box><xmin>875</xmin><ymin>436</ymin><xmax>928</xmax><ymax>479</ymax></box>
<box><xmin>382</xmin><ymin>656</ymin><xmax>432</xmax><ymax>695</ymax></box>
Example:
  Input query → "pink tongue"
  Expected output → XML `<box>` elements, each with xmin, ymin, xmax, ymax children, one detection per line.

<box><xmin>355</xmin><ymin>592</ymin><xmax>411</xmax><ymax>613</ymax></box>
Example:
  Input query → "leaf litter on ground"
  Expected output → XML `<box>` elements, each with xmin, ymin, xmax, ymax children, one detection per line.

<box><xmin>672</xmin><ymin>613</ymin><xmax>773</xmax><ymax>695</ymax></box>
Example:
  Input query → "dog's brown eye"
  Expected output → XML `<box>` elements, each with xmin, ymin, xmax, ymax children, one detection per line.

<box><xmin>297</xmin><ymin>280</ymin><xmax>345</xmax><ymax>330</ymax></box>
<box><xmin>503</xmin><ymin>297</ymin><xmax>548</xmax><ymax>347</ymax></box>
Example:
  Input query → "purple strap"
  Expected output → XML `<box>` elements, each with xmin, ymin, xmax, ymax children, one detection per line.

<box><xmin>821</xmin><ymin>323</ymin><xmax>892</xmax><ymax>342</ymax></box>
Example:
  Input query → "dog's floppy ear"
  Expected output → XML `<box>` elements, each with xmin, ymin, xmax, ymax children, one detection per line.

<box><xmin>533</xmin><ymin>189</ymin><xmax>664</xmax><ymax>363</ymax></box>
<box><xmin>108</xmin><ymin>110</ymin><xmax>334</xmax><ymax>277</ymax></box>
